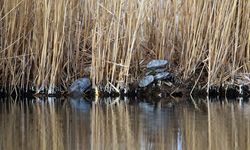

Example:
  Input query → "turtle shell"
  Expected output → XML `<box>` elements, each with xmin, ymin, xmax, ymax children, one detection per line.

<box><xmin>146</xmin><ymin>60</ymin><xmax>168</xmax><ymax>69</ymax></box>
<box><xmin>139</xmin><ymin>75</ymin><xmax>154</xmax><ymax>87</ymax></box>
<box><xmin>154</xmin><ymin>72</ymin><xmax>170</xmax><ymax>80</ymax></box>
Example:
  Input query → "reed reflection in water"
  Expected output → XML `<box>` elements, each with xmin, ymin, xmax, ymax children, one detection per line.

<box><xmin>0</xmin><ymin>98</ymin><xmax>250</xmax><ymax>150</ymax></box>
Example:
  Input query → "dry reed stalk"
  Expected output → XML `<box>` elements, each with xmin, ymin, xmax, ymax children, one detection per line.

<box><xmin>0</xmin><ymin>0</ymin><xmax>249</xmax><ymax>93</ymax></box>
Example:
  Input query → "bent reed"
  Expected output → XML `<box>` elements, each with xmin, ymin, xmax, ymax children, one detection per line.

<box><xmin>0</xmin><ymin>0</ymin><xmax>249</xmax><ymax>94</ymax></box>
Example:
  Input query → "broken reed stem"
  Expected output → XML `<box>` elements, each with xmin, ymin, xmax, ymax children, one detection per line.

<box><xmin>0</xmin><ymin>0</ymin><xmax>249</xmax><ymax>93</ymax></box>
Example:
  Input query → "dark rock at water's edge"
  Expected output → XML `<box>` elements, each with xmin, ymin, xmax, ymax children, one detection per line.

<box><xmin>68</xmin><ymin>77</ymin><xmax>91</xmax><ymax>97</ymax></box>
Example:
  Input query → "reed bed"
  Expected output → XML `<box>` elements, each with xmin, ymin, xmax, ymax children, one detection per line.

<box><xmin>0</xmin><ymin>0</ymin><xmax>249</xmax><ymax>93</ymax></box>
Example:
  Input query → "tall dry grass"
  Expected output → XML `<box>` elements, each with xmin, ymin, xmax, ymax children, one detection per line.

<box><xmin>0</xmin><ymin>0</ymin><xmax>249</xmax><ymax>93</ymax></box>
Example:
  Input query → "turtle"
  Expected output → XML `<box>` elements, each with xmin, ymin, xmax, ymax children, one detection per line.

<box><xmin>145</xmin><ymin>68</ymin><xmax>167</xmax><ymax>76</ymax></box>
<box><xmin>69</xmin><ymin>77</ymin><xmax>91</xmax><ymax>97</ymax></box>
<box><xmin>154</xmin><ymin>72</ymin><xmax>171</xmax><ymax>80</ymax></box>
<box><xmin>139</xmin><ymin>75</ymin><xmax>154</xmax><ymax>88</ymax></box>
<box><xmin>146</xmin><ymin>59</ymin><xmax>168</xmax><ymax>69</ymax></box>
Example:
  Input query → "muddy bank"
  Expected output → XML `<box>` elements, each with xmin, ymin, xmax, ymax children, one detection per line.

<box><xmin>1</xmin><ymin>79</ymin><xmax>250</xmax><ymax>101</ymax></box>
<box><xmin>0</xmin><ymin>83</ymin><xmax>249</xmax><ymax>101</ymax></box>
<box><xmin>1</xmin><ymin>80</ymin><xmax>250</xmax><ymax>101</ymax></box>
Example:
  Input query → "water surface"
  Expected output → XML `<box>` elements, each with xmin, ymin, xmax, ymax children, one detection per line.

<box><xmin>0</xmin><ymin>97</ymin><xmax>250</xmax><ymax>150</ymax></box>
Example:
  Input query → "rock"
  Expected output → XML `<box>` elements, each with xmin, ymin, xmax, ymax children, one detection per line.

<box><xmin>146</xmin><ymin>59</ymin><xmax>168</xmax><ymax>69</ymax></box>
<box><xmin>154</xmin><ymin>72</ymin><xmax>170</xmax><ymax>80</ymax></box>
<box><xmin>139</xmin><ymin>75</ymin><xmax>154</xmax><ymax>88</ymax></box>
<box><xmin>69</xmin><ymin>77</ymin><xmax>91</xmax><ymax>97</ymax></box>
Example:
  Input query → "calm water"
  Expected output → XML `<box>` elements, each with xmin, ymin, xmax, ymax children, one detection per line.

<box><xmin>0</xmin><ymin>97</ymin><xmax>250</xmax><ymax>150</ymax></box>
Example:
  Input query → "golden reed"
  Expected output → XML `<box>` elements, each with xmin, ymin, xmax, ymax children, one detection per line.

<box><xmin>0</xmin><ymin>0</ymin><xmax>249</xmax><ymax>92</ymax></box>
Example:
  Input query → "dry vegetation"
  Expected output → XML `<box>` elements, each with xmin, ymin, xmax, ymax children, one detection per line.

<box><xmin>0</xmin><ymin>0</ymin><xmax>249</xmax><ymax>93</ymax></box>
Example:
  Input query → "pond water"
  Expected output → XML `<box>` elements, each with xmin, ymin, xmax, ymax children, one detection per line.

<box><xmin>0</xmin><ymin>97</ymin><xmax>250</xmax><ymax>150</ymax></box>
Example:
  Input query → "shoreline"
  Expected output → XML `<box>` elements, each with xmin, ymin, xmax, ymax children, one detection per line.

<box><xmin>1</xmin><ymin>82</ymin><xmax>249</xmax><ymax>100</ymax></box>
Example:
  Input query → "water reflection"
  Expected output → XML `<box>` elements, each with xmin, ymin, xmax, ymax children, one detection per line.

<box><xmin>0</xmin><ymin>98</ymin><xmax>250</xmax><ymax>150</ymax></box>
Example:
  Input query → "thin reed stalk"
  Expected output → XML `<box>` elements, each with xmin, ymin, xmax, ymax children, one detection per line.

<box><xmin>0</xmin><ymin>0</ymin><xmax>249</xmax><ymax>92</ymax></box>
